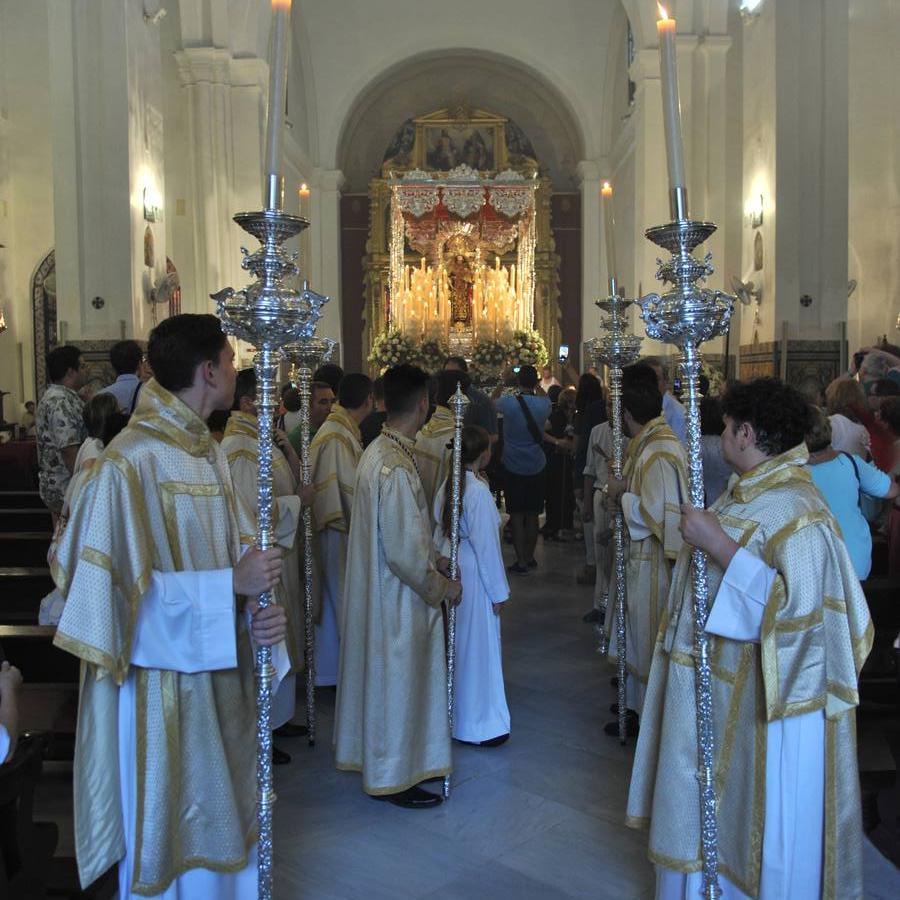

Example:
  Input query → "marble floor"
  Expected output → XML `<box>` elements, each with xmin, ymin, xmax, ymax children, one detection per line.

<box><xmin>33</xmin><ymin>536</ymin><xmax>900</xmax><ymax>898</ymax></box>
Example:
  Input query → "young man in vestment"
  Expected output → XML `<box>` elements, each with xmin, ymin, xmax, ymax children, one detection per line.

<box><xmin>334</xmin><ymin>364</ymin><xmax>461</xmax><ymax>808</ymax></box>
<box><xmin>627</xmin><ymin>378</ymin><xmax>872</xmax><ymax>899</ymax></box>
<box><xmin>223</xmin><ymin>367</ymin><xmax>313</xmax><ymax>760</ymax></box>
<box><xmin>287</xmin><ymin>380</ymin><xmax>335</xmax><ymax>456</ymax></box>
<box><xmin>309</xmin><ymin>372</ymin><xmax>373</xmax><ymax>686</ymax></box>
<box><xmin>52</xmin><ymin>314</ymin><xmax>288</xmax><ymax>899</ymax></box>
<box><xmin>606</xmin><ymin>366</ymin><xmax>688</xmax><ymax>736</ymax></box>
<box><xmin>415</xmin><ymin>369</ymin><xmax>470</xmax><ymax>517</ymax></box>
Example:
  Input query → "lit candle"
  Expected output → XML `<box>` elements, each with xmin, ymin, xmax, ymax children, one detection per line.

<box><xmin>264</xmin><ymin>0</ymin><xmax>292</xmax><ymax>209</ymax></box>
<box><xmin>601</xmin><ymin>181</ymin><xmax>618</xmax><ymax>289</ymax></box>
<box><xmin>657</xmin><ymin>4</ymin><xmax>687</xmax><ymax>194</ymax></box>
<box><xmin>298</xmin><ymin>182</ymin><xmax>310</xmax><ymax>217</ymax></box>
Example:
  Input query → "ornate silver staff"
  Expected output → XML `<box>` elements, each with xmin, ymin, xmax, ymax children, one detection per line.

<box><xmin>443</xmin><ymin>383</ymin><xmax>469</xmax><ymax>800</ymax></box>
<box><xmin>212</xmin><ymin>219</ymin><xmax>328</xmax><ymax>899</ymax></box>
<box><xmin>283</xmin><ymin>334</ymin><xmax>335</xmax><ymax>748</ymax></box>
<box><xmin>638</xmin><ymin>184</ymin><xmax>734</xmax><ymax>900</ymax></box>
<box><xmin>588</xmin><ymin>284</ymin><xmax>642</xmax><ymax>744</ymax></box>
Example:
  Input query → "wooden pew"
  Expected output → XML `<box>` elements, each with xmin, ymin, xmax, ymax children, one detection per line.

<box><xmin>0</xmin><ymin>568</ymin><xmax>55</xmax><ymax>625</ymax></box>
<box><xmin>0</xmin><ymin>535</ymin><xmax>51</xmax><ymax>569</ymax></box>
<box><xmin>0</xmin><ymin>508</ymin><xmax>54</xmax><ymax>534</ymax></box>
<box><xmin>0</xmin><ymin>492</ymin><xmax>44</xmax><ymax>511</ymax></box>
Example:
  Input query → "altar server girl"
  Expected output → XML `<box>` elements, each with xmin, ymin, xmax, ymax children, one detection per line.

<box><xmin>434</xmin><ymin>425</ymin><xmax>511</xmax><ymax>746</ymax></box>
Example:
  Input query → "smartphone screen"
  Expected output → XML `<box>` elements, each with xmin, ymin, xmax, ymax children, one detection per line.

<box><xmin>558</xmin><ymin>344</ymin><xmax>569</xmax><ymax>363</ymax></box>
<box><xmin>513</xmin><ymin>366</ymin><xmax>521</xmax><ymax>374</ymax></box>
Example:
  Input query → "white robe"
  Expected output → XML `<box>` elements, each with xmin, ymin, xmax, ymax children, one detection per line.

<box><xmin>434</xmin><ymin>471</ymin><xmax>511</xmax><ymax>743</ymax></box>
<box><xmin>117</xmin><ymin>568</ymin><xmax>289</xmax><ymax>900</ymax></box>
<box><xmin>656</xmin><ymin>547</ymin><xmax>824</xmax><ymax>899</ymax></box>
<box><xmin>315</xmin><ymin>528</ymin><xmax>342</xmax><ymax>686</ymax></box>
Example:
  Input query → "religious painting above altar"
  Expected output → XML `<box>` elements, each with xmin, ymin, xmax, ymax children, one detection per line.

<box><xmin>363</xmin><ymin>106</ymin><xmax>560</xmax><ymax>381</ymax></box>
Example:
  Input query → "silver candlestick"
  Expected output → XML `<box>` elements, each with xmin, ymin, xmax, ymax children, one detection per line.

<box><xmin>638</xmin><ymin>185</ymin><xmax>734</xmax><ymax>900</ymax></box>
<box><xmin>212</xmin><ymin>203</ymin><xmax>329</xmax><ymax>900</ymax></box>
<box><xmin>443</xmin><ymin>383</ymin><xmax>469</xmax><ymax>800</ymax></box>
<box><xmin>283</xmin><ymin>333</ymin><xmax>335</xmax><ymax>749</ymax></box>
<box><xmin>589</xmin><ymin>278</ymin><xmax>642</xmax><ymax>745</ymax></box>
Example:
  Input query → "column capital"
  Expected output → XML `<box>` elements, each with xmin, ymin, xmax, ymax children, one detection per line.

<box><xmin>174</xmin><ymin>47</ymin><xmax>232</xmax><ymax>86</ymax></box>
<box><xmin>314</xmin><ymin>169</ymin><xmax>346</xmax><ymax>193</ymax></box>
<box><xmin>575</xmin><ymin>160</ymin><xmax>603</xmax><ymax>185</ymax></box>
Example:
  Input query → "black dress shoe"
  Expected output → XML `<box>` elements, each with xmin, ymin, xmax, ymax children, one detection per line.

<box><xmin>527</xmin><ymin>558</ymin><xmax>538</xmax><ymax>569</ymax></box>
<box><xmin>479</xmin><ymin>733</ymin><xmax>510</xmax><ymax>747</ymax></box>
<box><xmin>609</xmin><ymin>704</ymin><xmax>638</xmax><ymax>717</ymax></box>
<box><xmin>372</xmin><ymin>785</ymin><xmax>442</xmax><ymax>808</ymax></box>
<box><xmin>582</xmin><ymin>608</ymin><xmax>601</xmax><ymax>623</ymax></box>
<box><xmin>274</xmin><ymin>722</ymin><xmax>309</xmax><ymax>738</ymax></box>
<box><xmin>273</xmin><ymin>745</ymin><xmax>292</xmax><ymax>765</ymax></box>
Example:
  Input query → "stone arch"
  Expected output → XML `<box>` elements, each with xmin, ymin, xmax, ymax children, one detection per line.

<box><xmin>335</xmin><ymin>49</ymin><xmax>588</xmax><ymax>192</ymax></box>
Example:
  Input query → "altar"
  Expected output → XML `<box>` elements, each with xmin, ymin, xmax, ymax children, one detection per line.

<box><xmin>363</xmin><ymin>107</ymin><xmax>560</xmax><ymax>378</ymax></box>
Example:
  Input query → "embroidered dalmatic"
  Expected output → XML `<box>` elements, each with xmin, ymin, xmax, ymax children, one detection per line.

<box><xmin>309</xmin><ymin>404</ymin><xmax>363</xmax><ymax>682</ymax></box>
<box><xmin>415</xmin><ymin>405</ymin><xmax>455</xmax><ymax>518</ymax></box>
<box><xmin>334</xmin><ymin>429</ymin><xmax>452</xmax><ymax>793</ymax></box>
<box><xmin>607</xmin><ymin>416</ymin><xmax>688</xmax><ymax>713</ymax></box>
<box><xmin>222</xmin><ymin>410</ymin><xmax>303</xmax><ymax>701</ymax></box>
<box><xmin>52</xmin><ymin>380</ymin><xmax>266</xmax><ymax>897</ymax></box>
<box><xmin>626</xmin><ymin>445</ymin><xmax>872</xmax><ymax>900</ymax></box>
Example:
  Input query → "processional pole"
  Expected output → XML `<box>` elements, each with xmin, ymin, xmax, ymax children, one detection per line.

<box><xmin>210</xmin><ymin>2</ymin><xmax>330</xmax><ymax>896</ymax></box>
<box><xmin>442</xmin><ymin>383</ymin><xmax>470</xmax><ymax>800</ymax></box>
<box><xmin>589</xmin><ymin>279</ymin><xmax>642</xmax><ymax>745</ymax></box>
<box><xmin>639</xmin><ymin>187</ymin><xmax>733</xmax><ymax>898</ymax></box>
<box><xmin>283</xmin><ymin>334</ymin><xmax>335</xmax><ymax>748</ymax></box>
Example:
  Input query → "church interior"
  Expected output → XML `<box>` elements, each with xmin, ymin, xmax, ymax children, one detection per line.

<box><xmin>1</xmin><ymin>0</ymin><xmax>899</xmax><ymax>897</ymax></box>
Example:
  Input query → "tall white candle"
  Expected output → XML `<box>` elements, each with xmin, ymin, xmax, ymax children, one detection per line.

<box><xmin>657</xmin><ymin>5</ymin><xmax>687</xmax><ymax>192</ymax></box>
<box><xmin>263</xmin><ymin>0</ymin><xmax>292</xmax><ymax>207</ymax></box>
<box><xmin>601</xmin><ymin>182</ymin><xmax>618</xmax><ymax>288</ymax></box>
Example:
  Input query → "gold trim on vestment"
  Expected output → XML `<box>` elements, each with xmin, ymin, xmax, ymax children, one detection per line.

<box><xmin>159</xmin><ymin>481</ymin><xmax>221</xmax><ymax>570</ymax></box>
<box><xmin>334</xmin><ymin>760</ymin><xmax>453</xmax><ymax>796</ymax></box>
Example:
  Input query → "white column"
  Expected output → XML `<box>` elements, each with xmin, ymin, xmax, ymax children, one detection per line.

<box><xmin>577</xmin><ymin>160</ymin><xmax>602</xmax><ymax>348</ymax></box>
<box><xmin>48</xmin><ymin>0</ymin><xmax>165</xmax><ymax>340</ymax></box>
<box><xmin>309</xmin><ymin>168</ymin><xmax>344</xmax><ymax>355</ymax></box>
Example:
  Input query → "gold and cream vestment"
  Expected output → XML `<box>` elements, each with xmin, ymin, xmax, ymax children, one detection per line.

<box><xmin>53</xmin><ymin>380</ymin><xmax>261</xmax><ymax>896</ymax></box>
<box><xmin>334</xmin><ymin>429</ymin><xmax>452</xmax><ymax>794</ymax></box>
<box><xmin>608</xmin><ymin>416</ymin><xmax>688</xmax><ymax>712</ymax></box>
<box><xmin>626</xmin><ymin>445</ymin><xmax>872</xmax><ymax>899</ymax></box>
<box><xmin>414</xmin><ymin>405</ymin><xmax>455</xmax><ymax>519</ymax></box>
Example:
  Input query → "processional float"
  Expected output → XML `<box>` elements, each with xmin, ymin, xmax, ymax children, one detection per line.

<box><xmin>634</xmin><ymin>7</ymin><xmax>737</xmax><ymax>899</ymax></box>
<box><xmin>443</xmin><ymin>384</ymin><xmax>469</xmax><ymax>800</ymax></box>
<box><xmin>210</xmin><ymin>1</ymin><xmax>333</xmax><ymax>896</ymax></box>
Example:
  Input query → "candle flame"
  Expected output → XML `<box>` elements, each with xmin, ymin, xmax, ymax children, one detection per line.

<box><xmin>657</xmin><ymin>3</ymin><xmax>670</xmax><ymax>20</ymax></box>
<box><xmin>601</xmin><ymin>181</ymin><xmax>612</xmax><ymax>193</ymax></box>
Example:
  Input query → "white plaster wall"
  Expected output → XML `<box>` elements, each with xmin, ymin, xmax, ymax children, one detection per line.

<box><xmin>847</xmin><ymin>0</ymin><xmax>900</xmax><ymax>351</ymax></box>
<box><xmin>0</xmin><ymin>0</ymin><xmax>54</xmax><ymax>417</ymax></box>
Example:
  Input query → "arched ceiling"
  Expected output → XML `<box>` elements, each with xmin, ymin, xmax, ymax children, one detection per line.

<box><xmin>337</xmin><ymin>50</ymin><xmax>587</xmax><ymax>193</ymax></box>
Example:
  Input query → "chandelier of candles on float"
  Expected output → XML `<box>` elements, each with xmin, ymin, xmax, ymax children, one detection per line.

<box><xmin>387</xmin><ymin>169</ymin><xmax>537</xmax><ymax>345</ymax></box>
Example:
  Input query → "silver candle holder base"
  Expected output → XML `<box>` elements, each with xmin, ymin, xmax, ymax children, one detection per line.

<box><xmin>589</xmin><ymin>290</ymin><xmax>642</xmax><ymax>745</ymax></box>
<box><xmin>213</xmin><ymin>207</ymin><xmax>330</xmax><ymax>900</ymax></box>
<box><xmin>283</xmin><ymin>334</ymin><xmax>336</xmax><ymax>749</ymax></box>
<box><xmin>638</xmin><ymin>195</ymin><xmax>734</xmax><ymax>900</ymax></box>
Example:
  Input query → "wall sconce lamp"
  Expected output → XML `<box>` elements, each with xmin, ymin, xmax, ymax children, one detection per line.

<box><xmin>746</xmin><ymin>193</ymin><xmax>764</xmax><ymax>228</ymax></box>
<box><xmin>143</xmin><ymin>186</ymin><xmax>163</xmax><ymax>223</ymax></box>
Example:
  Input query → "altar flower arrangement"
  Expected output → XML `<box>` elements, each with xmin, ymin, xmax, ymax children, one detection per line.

<box><xmin>414</xmin><ymin>335</ymin><xmax>450</xmax><ymax>374</ymax></box>
<box><xmin>701</xmin><ymin>359</ymin><xmax>726</xmax><ymax>396</ymax></box>
<box><xmin>368</xmin><ymin>328</ymin><xmax>414</xmax><ymax>371</ymax></box>
<box><xmin>506</xmin><ymin>328</ymin><xmax>548</xmax><ymax>369</ymax></box>
<box><xmin>471</xmin><ymin>338</ymin><xmax>508</xmax><ymax>382</ymax></box>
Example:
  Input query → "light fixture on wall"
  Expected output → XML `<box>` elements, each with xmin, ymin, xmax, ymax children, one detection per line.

<box><xmin>745</xmin><ymin>193</ymin><xmax>764</xmax><ymax>228</ymax></box>
<box><xmin>143</xmin><ymin>185</ymin><xmax>163</xmax><ymax>223</ymax></box>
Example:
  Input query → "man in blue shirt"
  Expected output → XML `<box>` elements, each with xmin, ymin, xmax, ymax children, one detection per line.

<box><xmin>96</xmin><ymin>340</ymin><xmax>145</xmax><ymax>414</ymax></box>
<box><xmin>495</xmin><ymin>365</ymin><xmax>552</xmax><ymax>574</ymax></box>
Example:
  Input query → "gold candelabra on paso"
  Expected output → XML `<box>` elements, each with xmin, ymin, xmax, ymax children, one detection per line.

<box><xmin>391</xmin><ymin>252</ymin><xmax>527</xmax><ymax>343</ymax></box>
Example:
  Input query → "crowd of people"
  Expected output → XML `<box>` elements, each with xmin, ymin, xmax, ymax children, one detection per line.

<box><xmin>12</xmin><ymin>318</ymin><xmax>896</xmax><ymax>898</ymax></box>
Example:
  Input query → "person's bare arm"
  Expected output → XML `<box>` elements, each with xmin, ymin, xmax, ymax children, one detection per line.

<box><xmin>0</xmin><ymin>662</ymin><xmax>22</xmax><ymax>763</ymax></box>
